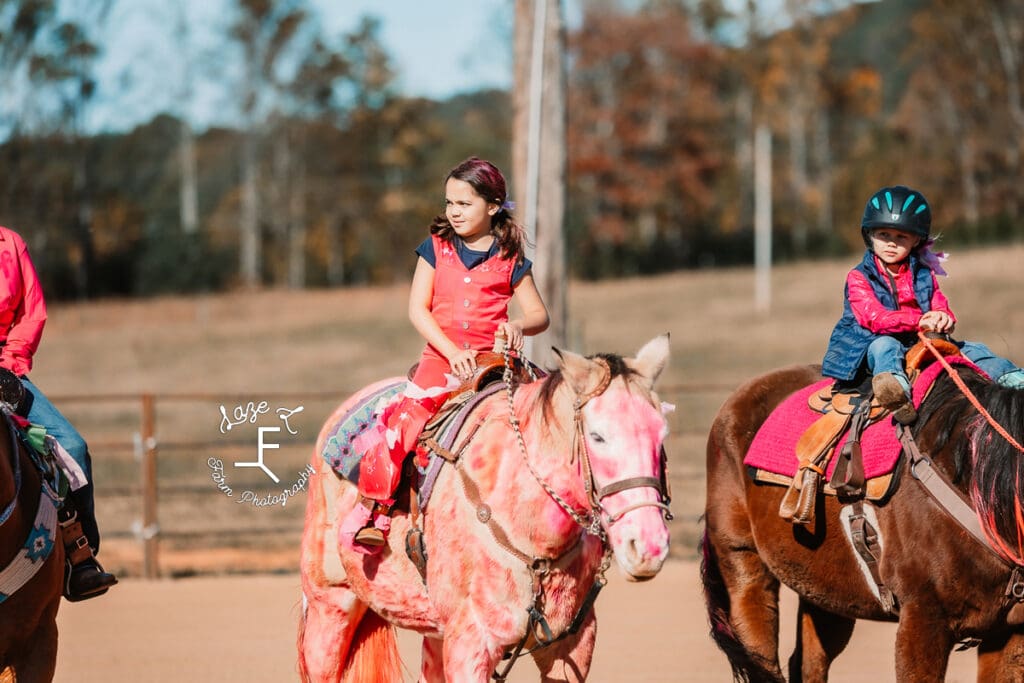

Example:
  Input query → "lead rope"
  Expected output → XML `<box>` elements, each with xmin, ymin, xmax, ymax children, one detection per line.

<box><xmin>492</xmin><ymin>345</ymin><xmax>612</xmax><ymax>681</ymax></box>
<box><xmin>501</xmin><ymin>348</ymin><xmax>605</xmax><ymax>537</ymax></box>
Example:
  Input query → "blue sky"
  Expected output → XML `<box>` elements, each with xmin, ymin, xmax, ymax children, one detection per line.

<box><xmin>85</xmin><ymin>0</ymin><xmax>582</xmax><ymax>133</ymax></box>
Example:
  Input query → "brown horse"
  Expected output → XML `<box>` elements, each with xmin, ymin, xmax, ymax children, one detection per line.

<box><xmin>0</xmin><ymin>408</ymin><xmax>64</xmax><ymax>682</ymax></box>
<box><xmin>702</xmin><ymin>362</ymin><xmax>1024</xmax><ymax>682</ymax></box>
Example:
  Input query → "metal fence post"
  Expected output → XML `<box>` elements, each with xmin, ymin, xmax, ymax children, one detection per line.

<box><xmin>140</xmin><ymin>393</ymin><xmax>159</xmax><ymax>578</ymax></box>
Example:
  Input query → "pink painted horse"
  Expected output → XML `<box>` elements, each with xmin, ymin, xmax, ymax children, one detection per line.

<box><xmin>298</xmin><ymin>336</ymin><xmax>672</xmax><ymax>682</ymax></box>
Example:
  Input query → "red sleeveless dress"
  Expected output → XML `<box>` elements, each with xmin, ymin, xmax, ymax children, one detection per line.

<box><xmin>357</xmin><ymin>235</ymin><xmax>516</xmax><ymax>499</ymax></box>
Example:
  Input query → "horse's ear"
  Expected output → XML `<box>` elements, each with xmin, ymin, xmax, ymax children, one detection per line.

<box><xmin>630</xmin><ymin>333</ymin><xmax>670</xmax><ymax>388</ymax></box>
<box><xmin>552</xmin><ymin>346</ymin><xmax>599</xmax><ymax>396</ymax></box>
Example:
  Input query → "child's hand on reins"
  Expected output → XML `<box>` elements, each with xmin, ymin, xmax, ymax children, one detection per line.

<box><xmin>919</xmin><ymin>310</ymin><xmax>955</xmax><ymax>334</ymax></box>
<box><xmin>497</xmin><ymin>322</ymin><xmax>525</xmax><ymax>352</ymax></box>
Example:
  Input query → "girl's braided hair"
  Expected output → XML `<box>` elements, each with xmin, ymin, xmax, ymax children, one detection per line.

<box><xmin>429</xmin><ymin>157</ymin><xmax>528</xmax><ymax>265</ymax></box>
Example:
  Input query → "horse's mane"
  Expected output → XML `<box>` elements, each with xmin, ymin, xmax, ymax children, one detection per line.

<box><xmin>915</xmin><ymin>364</ymin><xmax>1024</xmax><ymax>564</ymax></box>
<box><xmin>534</xmin><ymin>353</ymin><xmax>637</xmax><ymax>424</ymax></box>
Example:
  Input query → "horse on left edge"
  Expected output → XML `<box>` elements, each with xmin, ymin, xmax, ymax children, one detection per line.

<box><xmin>0</xmin><ymin>382</ymin><xmax>65</xmax><ymax>682</ymax></box>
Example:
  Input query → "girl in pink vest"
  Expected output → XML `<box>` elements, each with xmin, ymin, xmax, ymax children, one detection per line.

<box><xmin>343</xmin><ymin>157</ymin><xmax>550</xmax><ymax>551</ymax></box>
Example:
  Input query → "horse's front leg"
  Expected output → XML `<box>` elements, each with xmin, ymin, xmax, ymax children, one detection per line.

<box><xmin>441</xmin><ymin>608</ymin><xmax>511</xmax><ymax>682</ymax></box>
<box><xmin>977</xmin><ymin>631</ymin><xmax>1024</xmax><ymax>683</ymax></box>
<box><xmin>530</xmin><ymin>612</ymin><xmax>596</xmax><ymax>682</ymax></box>
<box><xmin>787</xmin><ymin>598</ymin><xmax>855</xmax><ymax>683</ymax></box>
<box><xmin>893</xmin><ymin>607</ymin><xmax>953</xmax><ymax>682</ymax></box>
<box><xmin>420</xmin><ymin>636</ymin><xmax>445</xmax><ymax>682</ymax></box>
<box><xmin>9</xmin><ymin>615</ymin><xmax>58</xmax><ymax>683</ymax></box>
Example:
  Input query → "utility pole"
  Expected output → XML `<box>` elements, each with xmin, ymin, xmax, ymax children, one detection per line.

<box><xmin>513</xmin><ymin>0</ymin><xmax>567</xmax><ymax>366</ymax></box>
<box><xmin>754</xmin><ymin>123</ymin><xmax>772</xmax><ymax>314</ymax></box>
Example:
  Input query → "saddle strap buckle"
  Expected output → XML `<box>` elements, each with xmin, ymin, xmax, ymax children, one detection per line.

<box><xmin>1006</xmin><ymin>566</ymin><xmax>1024</xmax><ymax>602</ymax></box>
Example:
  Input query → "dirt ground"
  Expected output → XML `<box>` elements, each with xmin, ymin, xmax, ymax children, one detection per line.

<box><xmin>53</xmin><ymin>560</ymin><xmax>979</xmax><ymax>682</ymax></box>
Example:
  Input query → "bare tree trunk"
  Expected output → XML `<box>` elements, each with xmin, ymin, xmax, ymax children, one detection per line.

<box><xmin>812</xmin><ymin>109</ymin><xmax>833</xmax><ymax>240</ymax></box>
<box><xmin>940</xmin><ymin>90</ymin><xmax>979</xmax><ymax>231</ymax></box>
<box><xmin>288</xmin><ymin>131</ymin><xmax>307</xmax><ymax>289</ymax></box>
<box><xmin>179</xmin><ymin>119</ymin><xmax>199</xmax><ymax>235</ymax></box>
<box><xmin>271</xmin><ymin>126</ymin><xmax>290</xmax><ymax>286</ymax></box>
<box><xmin>513</xmin><ymin>0</ymin><xmax>567</xmax><ymax>366</ymax></box>
<box><xmin>990</xmin><ymin>7</ymin><xmax>1024</xmax><ymax>130</ymax></box>
<box><xmin>240</xmin><ymin>131</ymin><xmax>260</xmax><ymax>287</ymax></box>
<box><xmin>326</xmin><ymin>212</ymin><xmax>345</xmax><ymax>286</ymax></box>
<box><xmin>735</xmin><ymin>87</ymin><xmax>754</xmax><ymax>228</ymax></box>
<box><xmin>988</xmin><ymin>6</ymin><xmax>1023</xmax><ymax>215</ymax></box>
<box><xmin>788</xmin><ymin>103</ymin><xmax>808</xmax><ymax>256</ymax></box>
<box><xmin>961</xmin><ymin>135</ymin><xmax>980</xmax><ymax>228</ymax></box>
<box><xmin>73</xmin><ymin>150</ymin><xmax>93</xmax><ymax>300</ymax></box>
<box><xmin>754</xmin><ymin>124</ymin><xmax>772</xmax><ymax>314</ymax></box>
<box><xmin>176</xmin><ymin>5</ymin><xmax>198</xmax><ymax>236</ymax></box>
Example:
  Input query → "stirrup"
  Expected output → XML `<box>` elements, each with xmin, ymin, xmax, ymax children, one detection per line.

<box><xmin>63</xmin><ymin>558</ymin><xmax>117</xmax><ymax>602</ymax></box>
<box><xmin>59</xmin><ymin>509</ymin><xmax>117</xmax><ymax>601</ymax></box>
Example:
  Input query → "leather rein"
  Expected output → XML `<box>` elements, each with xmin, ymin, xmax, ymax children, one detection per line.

<box><xmin>891</xmin><ymin>334</ymin><xmax>1024</xmax><ymax>622</ymax></box>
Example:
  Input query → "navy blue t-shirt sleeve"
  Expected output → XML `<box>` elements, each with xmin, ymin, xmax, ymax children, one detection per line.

<box><xmin>512</xmin><ymin>258</ymin><xmax>533</xmax><ymax>287</ymax></box>
<box><xmin>415</xmin><ymin>237</ymin><xmax>435</xmax><ymax>267</ymax></box>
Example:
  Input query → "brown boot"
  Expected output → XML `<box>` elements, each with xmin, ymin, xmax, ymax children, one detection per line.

<box><xmin>872</xmin><ymin>372</ymin><xmax>917</xmax><ymax>424</ymax></box>
<box><xmin>59</xmin><ymin>508</ymin><xmax>117</xmax><ymax>602</ymax></box>
<box><xmin>354</xmin><ymin>527</ymin><xmax>386</xmax><ymax>547</ymax></box>
<box><xmin>353</xmin><ymin>501</ymin><xmax>391</xmax><ymax>548</ymax></box>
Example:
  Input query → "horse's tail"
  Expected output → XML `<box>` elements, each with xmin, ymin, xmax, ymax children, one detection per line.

<box><xmin>699</xmin><ymin>525</ymin><xmax>780</xmax><ymax>683</ymax></box>
<box><xmin>342</xmin><ymin>609</ymin><xmax>403</xmax><ymax>683</ymax></box>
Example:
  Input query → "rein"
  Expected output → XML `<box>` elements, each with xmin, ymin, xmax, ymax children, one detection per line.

<box><xmin>897</xmin><ymin>334</ymin><xmax>1024</xmax><ymax>614</ymax></box>
<box><xmin>918</xmin><ymin>330</ymin><xmax>1024</xmax><ymax>454</ymax></box>
<box><xmin>489</xmin><ymin>348</ymin><xmax>670</xmax><ymax>681</ymax></box>
<box><xmin>423</xmin><ymin>348</ymin><xmax>671</xmax><ymax>681</ymax></box>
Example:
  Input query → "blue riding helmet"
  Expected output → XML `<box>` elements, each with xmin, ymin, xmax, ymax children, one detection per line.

<box><xmin>861</xmin><ymin>185</ymin><xmax>931</xmax><ymax>246</ymax></box>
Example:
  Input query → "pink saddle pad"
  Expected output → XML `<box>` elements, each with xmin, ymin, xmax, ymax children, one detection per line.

<box><xmin>744</xmin><ymin>358</ymin><xmax>979</xmax><ymax>480</ymax></box>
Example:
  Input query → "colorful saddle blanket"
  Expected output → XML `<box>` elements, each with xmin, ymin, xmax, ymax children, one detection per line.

<box><xmin>320</xmin><ymin>381</ymin><xmax>406</xmax><ymax>483</ymax></box>
<box><xmin>744</xmin><ymin>357</ymin><xmax>980</xmax><ymax>480</ymax></box>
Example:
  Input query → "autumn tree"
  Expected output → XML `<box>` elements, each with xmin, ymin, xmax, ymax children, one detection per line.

<box><xmin>568</xmin><ymin>1</ymin><xmax>728</xmax><ymax>276</ymax></box>
<box><xmin>228</xmin><ymin>0</ymin><xmax>308</xmax><ymax>288</ymax></box>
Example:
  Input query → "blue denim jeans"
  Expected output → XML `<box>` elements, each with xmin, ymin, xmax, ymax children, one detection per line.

<box><xmin>866</xmin><ymin>336</ymin><xmax>1018</xmax><ymax>382</ymax></box>
<box><xmin>959</xmin><ymin>341</ymin><xmax>1018</xmax><ymax>381</ymax></box>
<box><xmin>21</xmin><ymin>377</ymin><xmax>99</xmax><ymax>551</ymax></box>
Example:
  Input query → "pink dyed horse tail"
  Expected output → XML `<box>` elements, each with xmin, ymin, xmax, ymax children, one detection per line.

<box><xmin>343</xmin><ymin>610</ymin><xmax>402</xmax><ymax>683</ymax></box>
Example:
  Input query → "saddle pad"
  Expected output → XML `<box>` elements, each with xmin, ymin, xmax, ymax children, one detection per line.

<box><xmin>744</xmin><ymin>357</ymin><xmax>980</xmax><ymax>480</ymax></box>
<box><xmin>321</xmin><ymin>381</ymin><xmax>406</xmax><ymax>482</ymax></box>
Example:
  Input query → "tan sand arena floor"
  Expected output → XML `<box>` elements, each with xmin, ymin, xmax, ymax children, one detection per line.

<box><xmin>53</xmin><ymin>560</ymin><xmax>978</xmax><ymax>682</ymax></box>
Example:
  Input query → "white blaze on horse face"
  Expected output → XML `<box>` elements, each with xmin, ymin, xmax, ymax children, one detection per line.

<box><xmin>584</xmin><ymin>381</ymin><xmax>670</xmax><ymax>580</ymax></box>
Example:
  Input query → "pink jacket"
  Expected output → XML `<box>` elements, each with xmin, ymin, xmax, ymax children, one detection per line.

<box><xmin>846</xmin><ymin>255</ymin><xmax>955</xmax><ymax>335</ymax></box>
<box><xmin>0</xmin><ymin>227</ymin><xmax>47</xmax><ymax>376</ymax></box>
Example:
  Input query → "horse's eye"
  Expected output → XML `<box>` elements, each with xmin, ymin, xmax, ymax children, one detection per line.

<box><xmin>589</xmin><ymin>431</ymin><xmax>605</xmax><ymax>443</ymax></box>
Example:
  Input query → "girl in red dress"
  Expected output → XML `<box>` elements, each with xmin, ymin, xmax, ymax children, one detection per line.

<box><xmin>343</xmin><ymin>157</ymin><xmax>550</xmax><ymax>551</ymax></box>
